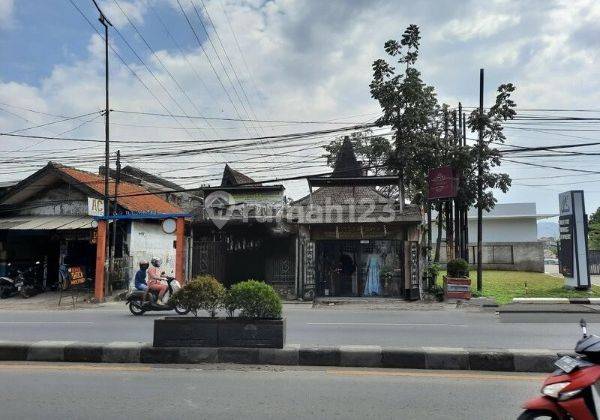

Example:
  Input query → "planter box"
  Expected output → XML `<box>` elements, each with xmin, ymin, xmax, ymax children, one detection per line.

<box><xmin>443</xmin><ymin>276</ymin><xmax>471</xmax><ymax>300</ymax></box>
<box><xmin>153</xmin><ymin>317</ymin><xmax>285</xmax><ymax>349</ymax></box>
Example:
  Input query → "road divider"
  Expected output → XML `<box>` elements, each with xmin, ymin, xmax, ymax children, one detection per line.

<box><xmin>0</xmin><ymin>340</ymin><xmax>566</xmax><ymax>373</ymax></box>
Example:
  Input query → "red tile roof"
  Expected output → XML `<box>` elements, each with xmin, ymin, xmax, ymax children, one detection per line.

<box><xmin>52</xmin><ymin>163</ymin><xmax>182</xmax><ymax>214</ymax></box>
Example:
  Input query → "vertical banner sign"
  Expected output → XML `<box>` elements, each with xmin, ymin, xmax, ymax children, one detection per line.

<box><xmin>558</xmin><ymin>191</ymin><xmax>590</xmax><ymax>289</ymax></box>
<box><xmin>87</xmin><ymin>197</ymin><xmax>104</xmax><ymax>217</ymax></box>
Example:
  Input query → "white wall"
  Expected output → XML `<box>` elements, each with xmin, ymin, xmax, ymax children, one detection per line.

<box><xmin>128</xmin><ymin>221</ymin><xmax>176</xmax><ymax>285</ymax></box>
<box><xmin>432</xmin><ymin>217</ymin><xmax>538</xmax><ymax>243</ymax></box>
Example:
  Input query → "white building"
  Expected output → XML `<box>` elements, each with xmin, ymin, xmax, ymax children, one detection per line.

<box><xmin>432</xmin><ymin>203</ymin><xmax>556</xmax><ymax>272</ymax></box>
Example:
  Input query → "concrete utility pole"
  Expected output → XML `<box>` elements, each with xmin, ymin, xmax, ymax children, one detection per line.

<box><xmin>477</xmin><ymin>69</ymin><xmax>484</xmax><ymax>292</ymax></box>
<box><xmin>92</xmin><ymin>0</ymin><xmax>112</xmax><ymax>300</ymax></box>
<box><xmin>462</xmin><ymin>112</ymin><xmax>468</xmax><ymax>261</ymax></box>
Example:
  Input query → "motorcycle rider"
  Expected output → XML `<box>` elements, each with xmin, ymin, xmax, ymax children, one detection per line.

<box><xmin>147</xmin><ymin>257</ymin><xmax>168</xmax><ymax>304</ymax></box>
<box><xmin>134</xmin><ymin>260</ymin><xmax>149</xmax><ymax>292</ymax></box>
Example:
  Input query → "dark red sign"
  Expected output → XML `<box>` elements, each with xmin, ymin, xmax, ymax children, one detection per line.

<box><xmin>428</xmin><ymin>166</ymin><xmax>457</xmax><ymax>200</ymax></box>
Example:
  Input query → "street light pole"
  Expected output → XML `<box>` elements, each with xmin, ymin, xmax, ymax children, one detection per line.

<box><xmin>92</xmin><ymin>0</ymin><xmax>112</xmax><ymax>299</ymax></box>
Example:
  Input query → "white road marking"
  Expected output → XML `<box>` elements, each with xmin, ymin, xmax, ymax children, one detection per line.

<box><xmin>0</xmin><ymin>321</ymin><xmax>94</xmax><ymax>325</ymax></box>
<box><xmin>306</xmin><ymin>322</ymin><xmax>467</xmax><ymax>327</ymax></box>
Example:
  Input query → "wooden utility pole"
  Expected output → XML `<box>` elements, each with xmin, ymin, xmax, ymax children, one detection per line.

<box><xmin>477</xmin><ymin>69</ymin><xmax>484</xmax><ymax>292</ymax></box>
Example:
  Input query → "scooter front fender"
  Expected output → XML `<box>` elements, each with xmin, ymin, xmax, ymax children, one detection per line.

<box><xmin>523</xmin><ymin>396</ymin><xmax>568</xmax><ymax>419</ymax></box>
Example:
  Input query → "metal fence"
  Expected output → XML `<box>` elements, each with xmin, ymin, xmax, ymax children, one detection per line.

<box><xmin>590</xmin><ymin>250</ymin><xmax>600</xmax><ymax>275</ymax></box>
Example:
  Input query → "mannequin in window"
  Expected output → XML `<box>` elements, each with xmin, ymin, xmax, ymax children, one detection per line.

<box><xmin>363</xmin><ymin>249</ymin><xmax>381</xmax><ymax>296</ymax></box>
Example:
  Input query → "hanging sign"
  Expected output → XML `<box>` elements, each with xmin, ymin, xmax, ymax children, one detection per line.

<box><xmin>558</xmin><ymin>191</ymin><xmax>590</xmax><ymax>289</ymax></box>
<box><xmin>427</xmin><ymin>166</ymin><xmax>457</xmax><ymax>200</ymax></box>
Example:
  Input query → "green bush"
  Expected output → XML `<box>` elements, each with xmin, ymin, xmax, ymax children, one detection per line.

<box><xmin>170</xmin><ymin>275</ymin><xmax>225</xmax><ymax>317</ymax></box>
<box><xmin>447</xmin><ymin>258</ymin><xmax>469</xmax><ymax>278</ymax></box>
<box><xmin>225</xmin><ymin>280</ymin><xmax>282</xmax><ymax>319</ymax></box>
<box><xmin>427</xmin><ymin>284</ymin><xmax>445</xmax><ymax>302</ymax></box>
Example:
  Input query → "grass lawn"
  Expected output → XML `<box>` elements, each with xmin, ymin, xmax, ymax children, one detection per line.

<box><xmin>437</xmin><ymin>270</ymin><xmax>600</xmax><ymax>305</ymax></box>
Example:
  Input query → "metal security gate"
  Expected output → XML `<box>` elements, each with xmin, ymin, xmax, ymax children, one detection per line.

<box><xmin>192</xmin><ymin>240</ymin><xmax>225</xmax><ymax>282</ymax></box>
<box><xmin>590</xmin><ymin>250</ymin><xmax>600</xmax><ymax>275</ymax></box>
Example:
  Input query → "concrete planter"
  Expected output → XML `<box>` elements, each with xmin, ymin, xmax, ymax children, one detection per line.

<box><xmin>443</xmin><ymin>276</ymin><xmax>471</xmax><ymax>300</ymax></box>
<box><xmin>153</xmin><ymin>317</ymin><xmax>285</xmax><ymax>349</ymax></box>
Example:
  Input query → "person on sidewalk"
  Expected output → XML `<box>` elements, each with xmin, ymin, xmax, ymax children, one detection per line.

<box><xmin>147</xmin><ymin>257</ymin><xmax>168</xmax><ymax>304</ymax></box>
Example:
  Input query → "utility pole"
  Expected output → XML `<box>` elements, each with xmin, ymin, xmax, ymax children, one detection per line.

<box><xmin>109</xmin><ymin>150</ymin><xmax>121</xmax><ymax>294</ymax></box>
<box><xmin>453</xmin><ymin>109</ymin><xmax>460</xmax><ymax>259</ymax></box>
<box><xmin>92</xmin><ymin>0</ymin><xmax>112</xmax><ymax>299</ymax></box>
<box><xmin>477</xmin><ymin>69</ymin><xmax>484</xmax><ymax>292</ymax></box>
<box><xmin>462</xmin><ymin>111</ymin><xmax>468</xmax><ymax>261</ymax></box>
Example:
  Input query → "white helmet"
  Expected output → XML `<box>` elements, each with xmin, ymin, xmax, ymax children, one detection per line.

<box><xmin>150</xmin><ymin>257</ymin><xmax>161</xmax><ymax>268</ymax></box>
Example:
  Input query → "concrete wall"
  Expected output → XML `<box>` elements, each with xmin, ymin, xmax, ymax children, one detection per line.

<box><xmin>435</xmin><ymin>241</ymin><xmax>544</xmax><ymax>272</ymax></box>
<box><xmin>128</xmin><ymin>221</ymin><xmax>176</xmax><ymax>286</ymax></box>
<box><xmin>432</xmin><ymin>217</ymin><xmax>538</xmax><ymax>243</ymax></box>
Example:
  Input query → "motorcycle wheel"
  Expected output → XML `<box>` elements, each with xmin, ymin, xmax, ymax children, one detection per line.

<box><xmin>128</xmin><ymin>301</ymin><xmax>146</xmax><ymax>316</ymax></box>
<box><xmin>517</xmin><ymin>410</ymin><xmax>558</xmax><ymax>420</ymax></box>
<box><xmin>174</xmin><ymin>306</ymin><xmax>190</xmax><ymax>315</ymax></box>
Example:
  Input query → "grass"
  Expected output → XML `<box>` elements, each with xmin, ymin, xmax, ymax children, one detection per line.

<box><xmin>437</xmin><ymin>270</ymin><xmax>600</xmax><ymax>305</ymax></box>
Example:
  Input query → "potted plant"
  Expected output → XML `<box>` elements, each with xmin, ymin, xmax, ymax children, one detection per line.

<box><xmin>220</xmin><ymin>280</ymin><xmax>285</xmax><ymax>348</ymax></box>
<box><xmin>153</xmin><ymin>278</ymin><xmax>285</xmax><ymax>349</ymax></box>
<box><xmin>443</xmin><ymin>258</ymin><xmax>472</xmax><ymax>300</ymax></box>
<box><xmin>153</xmin><ymin>275</ymin><xmax>225</xmax><ymax>347</ymax></box>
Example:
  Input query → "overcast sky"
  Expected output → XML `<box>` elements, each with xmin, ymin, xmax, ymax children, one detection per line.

<box><xmin>1</xmin><ymin>0</ymin><xmax>600</xmax><ymax>216</ymax></box>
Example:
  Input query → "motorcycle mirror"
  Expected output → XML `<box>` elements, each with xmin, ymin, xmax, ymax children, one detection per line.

<box><xmin>581</xmin><ymin>318</ymin><xmax>588</xmax><ymax>337</ymax></box>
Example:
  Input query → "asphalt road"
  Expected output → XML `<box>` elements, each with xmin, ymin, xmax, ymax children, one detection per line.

<box><xmin>0</xmin><ymin>305</ymin><xmax>587</xmax><ymax>350</ymax></box>
<box><xmin>0</xmin><ymin>362</ymin><xmax>542</xmax><ymax>419</ymax></box>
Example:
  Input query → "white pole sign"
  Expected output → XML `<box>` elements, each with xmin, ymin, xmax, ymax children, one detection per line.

<box><xmin>558</xmin><ymin>190</ymin><xmax>590</xmax><ymax>289</ymax></box>
<box><xmin>87</xmin><ymin>197</ymin><xmax>105</xmax><ymax>217</ymax></box>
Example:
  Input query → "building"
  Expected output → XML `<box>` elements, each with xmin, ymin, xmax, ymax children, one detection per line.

<box><xmin>192</xmin><ymin>139</ymin><xmax>424</xmax><ymax>300</ymax></box>
<box><xmin>432</xmin><ymin>202</ymin><xmax>556</xmax><ymax>272</ymax></box>
<box><xmin>0</xmin><ymin>162</ymin><xmax>183</xmax><ymax>291</ymax></box>
<box><xmin>289</xmin><ymin>138</ymin><xmax>423</xmax><ymax>299</ymax></box>
<box><xmin>191</xmin><ymin>165</ymin><xmax>295</xmax><ymax>297</ymax></box>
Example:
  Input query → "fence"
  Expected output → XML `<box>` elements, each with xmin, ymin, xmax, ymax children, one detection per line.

<box><xmin>591</xmin><ymin>250</ymin><xmax>600</xmax><ymax>275</ymax></box>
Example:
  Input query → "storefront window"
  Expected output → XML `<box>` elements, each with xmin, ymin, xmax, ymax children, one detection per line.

<box><xmin>316</xmin><ymin>240</ymin><xmax>402</xmax><ymax>297</ymax></box>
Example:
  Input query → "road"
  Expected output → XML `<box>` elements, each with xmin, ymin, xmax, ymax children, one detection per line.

<box><xmin>0</xmin><ymin>305</ymin><xmax>586</xmax><ymax>350</ymax></box>
<box><xmin>0</xmin><ymin>362</ymin><xmax>541</xmax><ymax>419</ymax></box>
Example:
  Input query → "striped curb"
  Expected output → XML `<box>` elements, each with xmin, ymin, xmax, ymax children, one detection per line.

<box><xmin>0</xmin><ymin>340</ymin><xmax>565</xmax><ymax>373</ymax></box>
<box><xmin>513</xmin><ymin>298</ymin><xmax>600</xmax><ymax>304</ymax></box>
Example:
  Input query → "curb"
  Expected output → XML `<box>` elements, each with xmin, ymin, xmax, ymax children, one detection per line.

<box><xmin>0</xmin><ymin>341</ymin><xmax>564</xmax><ymax>373</ymax></box>
<box><xmin>513</xmin><ymin>298</ymin><xmax>600</xmax><ymax>304</ymax></box>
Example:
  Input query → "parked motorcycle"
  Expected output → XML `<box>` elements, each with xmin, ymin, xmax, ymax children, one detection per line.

<box><xmin>126</xmin><ymin>276</ymin><xmax>189</xmax><ymax>316</ymax></box>
<box><xmin>0</xmin><ymin>263</ymin><xmax>21</xmax><ymax>298</ymax></box>
<box><xmin>518</xmin><ymin>319</ymin><xmax>600</xmax><ymax>419</ymax></box>
<box><xmin>17</xmin><ymin>261</ymin><xmax>43</xmax><ymax>298</ymax></box>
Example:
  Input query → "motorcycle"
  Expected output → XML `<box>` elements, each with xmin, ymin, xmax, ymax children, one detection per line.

<box><xmin>518</xmin><ymin>319</ymin><xmax>600</xmax><ymax>419</ymax></box>
<box><xmin>17</xmin><ymin>261</ymin><xmax>43</xmax><ymax>298</ymax></box>
<box><xmin>0</xmin><ymin>263</ymin><xmax>21</xmax><ymax>299</ymax></box>
<box><xmin>126</xmin><ymin>276</ymin><xmax>189</xmax><ymax>316</ymax></box>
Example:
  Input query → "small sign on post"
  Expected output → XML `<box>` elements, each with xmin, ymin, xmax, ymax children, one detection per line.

<box><xmin>427</xmin><ymin>166</ymin><xmax>457</xmax><ymax>200</ymax></box>
<box><xmin>559</xmin><ymin>190</ymin><xmax>590</xmax><ymax>289</ymax></box>
<box><xmin>87</xmin><ymin>197</ymin><xmax>104</xmax><ymax>217</ymax></box>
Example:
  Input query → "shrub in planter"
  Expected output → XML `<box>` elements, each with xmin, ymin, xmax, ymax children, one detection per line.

<box><xmin>225</xmin><ymin>280</ymin><xmax>282</xmax><ymax>319</ymax></box>
<box><xmin>447</xmin><ymin>258</ymin><xmax>469</xmax><ymax>278</ymax></box>
<box><xmin>169</xmin><ymin>275</ymin><xmax>225</xmax><ymax>317</ymax></box>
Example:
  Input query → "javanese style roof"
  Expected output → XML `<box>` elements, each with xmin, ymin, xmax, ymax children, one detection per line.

<box><xmin>221</xmin><ymin>164</ymin><xmax>261</xmax><ymax>187</ymax></box>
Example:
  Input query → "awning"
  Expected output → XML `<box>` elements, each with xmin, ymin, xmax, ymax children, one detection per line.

<box><xmin>0</xmin><ymin>216</ymin><xmax>94</xmax><ymax>230</ymax></box>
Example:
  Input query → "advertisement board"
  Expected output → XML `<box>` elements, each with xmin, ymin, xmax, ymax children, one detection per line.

<box><xmin>558</xmin><ymin>191</ymin><xmax>590</xmax><ymax>289</ymax></box>
<box><xmin>427</xmin><ymin>166</ymin><xmax>457</xmax><ymax>200</ymax></box>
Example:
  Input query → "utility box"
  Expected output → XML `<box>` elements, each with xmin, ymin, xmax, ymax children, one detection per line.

<box><xmin>443</xmin><ymin>276</ymin><xmax>471</xmax><ymax>300</ymax></box>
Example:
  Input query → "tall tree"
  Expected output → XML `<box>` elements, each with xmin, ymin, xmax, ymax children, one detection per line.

<box><xmin>590</xmin><ymin>207</ymin><xmax>600</xmax><ymax>250</ymax></box>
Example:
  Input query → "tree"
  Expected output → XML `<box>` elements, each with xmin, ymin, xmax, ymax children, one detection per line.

<box><xmin>369</xmin><ymin>24</ymin><xmax>445</xmax><ymax>206</ymax></box>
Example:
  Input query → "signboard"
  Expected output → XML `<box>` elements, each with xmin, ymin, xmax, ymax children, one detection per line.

<box><xmin>558</xmin><ymin>191</ymin><xmax>590</xmax><ymax>289</ymax></box>
<box><xmin>68</xmin><ymin>266</ymin><xmax>86</xmax><ymax>286</ymax></box>
<box><xmin>427</xmin><ymin>166</ymin><xmax>457</xmax><ymax>200</ymax></box>
<box><xmin>87</xmin><ymin>197</ymin><xmax>104</xmax><ymax>217</ymax></box>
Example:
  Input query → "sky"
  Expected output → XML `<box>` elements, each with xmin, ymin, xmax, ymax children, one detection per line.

<box><xmin>1</xmin><ymin>0</ymin><xmax>600</xmax><ymax>216</ymax></box>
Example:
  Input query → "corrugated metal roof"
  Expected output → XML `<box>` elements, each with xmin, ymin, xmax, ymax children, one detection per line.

<box><xmin>0</xmin><ymin>216</ymin><xmax>93</xmax><ymax>230</ymax></box>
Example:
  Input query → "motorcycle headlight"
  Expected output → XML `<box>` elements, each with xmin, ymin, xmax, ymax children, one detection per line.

<box><xmin>542</xmin><ymin>382</ymin><xmax>570</xmax><ymax>399</ymax></box>
<box><xmin>558</xmin><ymin>388</ymin><xmax>582</xmax><ymax>401</ymax></box>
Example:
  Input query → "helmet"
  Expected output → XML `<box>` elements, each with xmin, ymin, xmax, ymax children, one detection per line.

<box><xmin>139</xmin><ymin>260</ymin><xmax>149</xmax><ymax>270</ymax></box>
<box><xmin>150</xmin><ymin>257</ymin><xmax>161</xmax><ymax>268</ymax></box>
